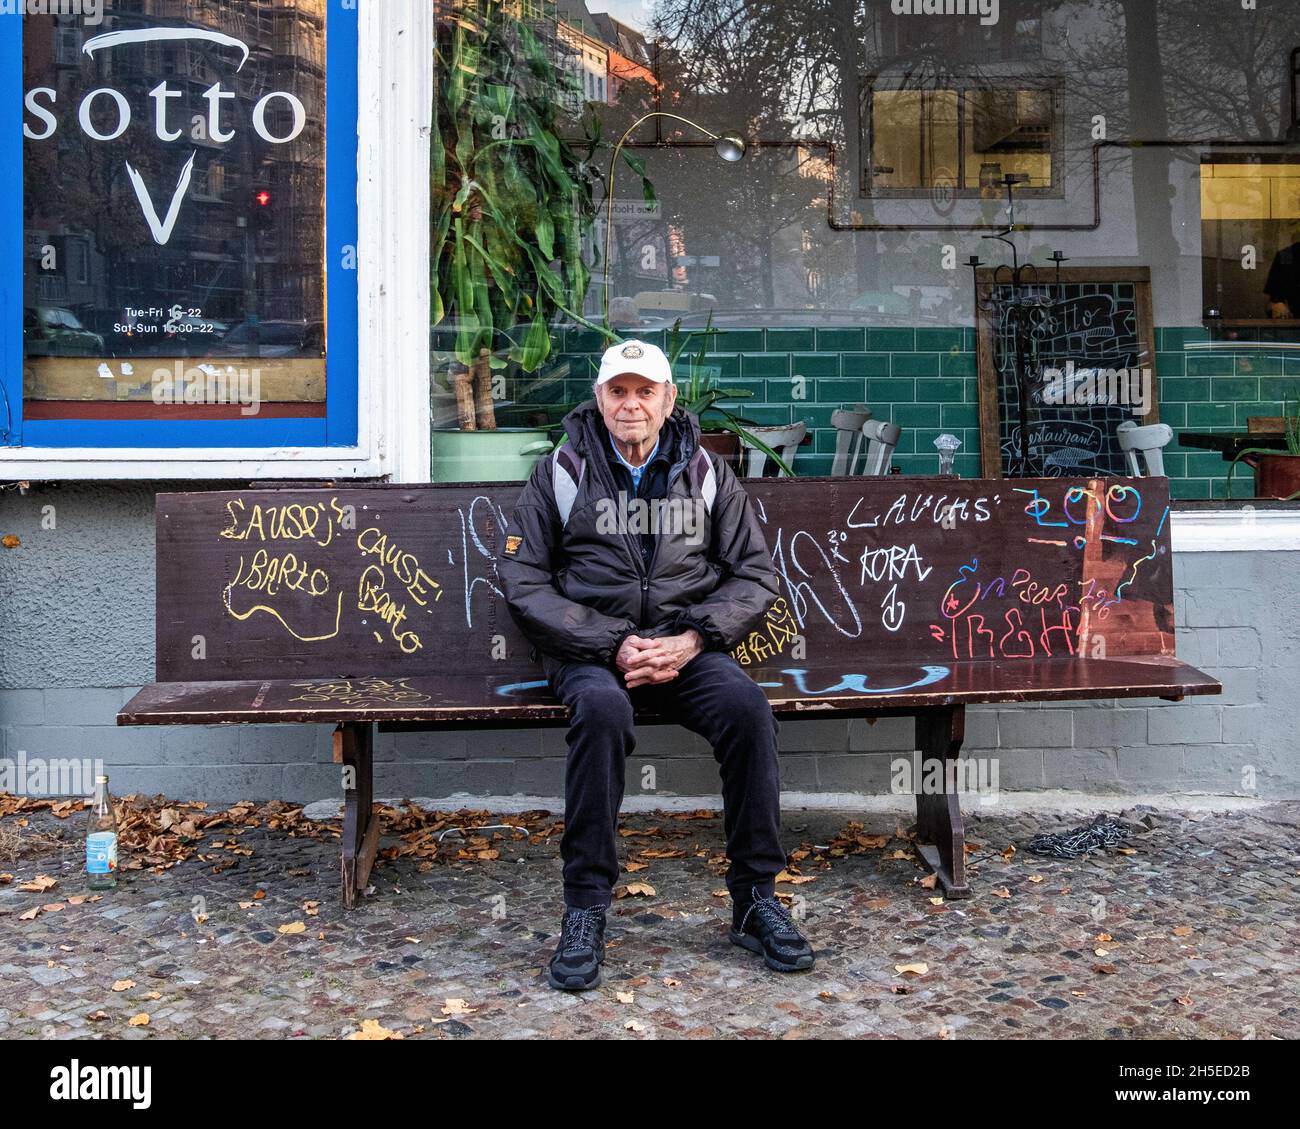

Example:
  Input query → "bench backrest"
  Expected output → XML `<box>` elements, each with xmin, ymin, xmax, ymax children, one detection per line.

<box><xmin>153</xmin><ymin>476</ymin><xmax>1178</xmax><ymax>686</ymax></box>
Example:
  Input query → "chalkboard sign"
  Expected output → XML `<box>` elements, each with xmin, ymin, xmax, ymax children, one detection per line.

<box><xmin>153</xmin><ymin>476</ymin><xmax>1177</xmax><ymax>694</ymax></box>
<box><xmin>976</xmin><ymin>267</ymin><xmax>1161</xmax><ymax>478</ymax></box>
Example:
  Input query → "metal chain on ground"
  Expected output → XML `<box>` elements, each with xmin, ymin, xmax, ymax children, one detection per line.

<box><xmin>1026</xmin><ymin>817</ymin><xmax>1130</xmax><ymax>859</ymax></box>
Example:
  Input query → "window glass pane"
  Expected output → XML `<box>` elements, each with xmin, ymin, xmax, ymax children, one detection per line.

<box><xmin>22</xmin><ymin>2</ymin><xmax>327</xmax><ymax>420</ymax></box>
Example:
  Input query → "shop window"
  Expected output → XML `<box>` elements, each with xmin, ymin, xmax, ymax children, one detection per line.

<box><xmin>4</xmin><ymin>3</ymin><xmax>356</xmax><ymax>448</ymax></box>
<box><xmin>863</xmin><ymin>77</ymin><xmax>1061</xmax><ymax>198</ymax></box>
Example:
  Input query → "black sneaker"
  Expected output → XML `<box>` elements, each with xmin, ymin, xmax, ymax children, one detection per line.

<box><xmin>730</xmin><ymin>891</ymin><xmax>815</xmax><ymax>972</ymax></box>
<box><xmin>547</xmin><ymin>906</ymin><xmax>607</xmax><ymax>991</ymax></box>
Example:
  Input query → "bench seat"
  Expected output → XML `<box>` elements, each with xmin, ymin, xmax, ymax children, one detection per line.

<box><xmin>119</xmin><ymin>654</ymin><xmax>1219</xmax><ymax>727</ymax></box>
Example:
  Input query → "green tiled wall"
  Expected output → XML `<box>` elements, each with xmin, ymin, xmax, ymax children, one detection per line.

<box><xmin>557</xmin><ymin>325</ymin><xmax>1300</xmax><ymax>500</ymax></box>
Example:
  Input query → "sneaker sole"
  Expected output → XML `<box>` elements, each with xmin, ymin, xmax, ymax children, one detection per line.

<box><xmin>729</xmin><ymin>928</ymin><xmax>815</xmax><ymax>972</ymax></box>
<box><xmin>548</xmin><ymin>967</ymin><xmax>602</xmax><ymax>991</ymax></box>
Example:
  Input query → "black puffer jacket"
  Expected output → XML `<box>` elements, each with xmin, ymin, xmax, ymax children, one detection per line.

<box><xmin>498</xmin><ymin>399</ymin><xmax>779</xmax><ymax>671</ymax></box>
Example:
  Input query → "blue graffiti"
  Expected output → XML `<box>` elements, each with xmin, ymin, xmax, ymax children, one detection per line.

<box><xmin>496</xmin><ymin>679</ymin><xmax>550</xmax><ymax>697</ymax></box>
<box><xmin>779</xmin><ymin>666</ymin><xmax>950</xmax><ymax>695</ymax></box>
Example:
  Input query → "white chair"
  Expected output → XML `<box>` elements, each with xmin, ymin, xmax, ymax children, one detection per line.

<box><xmin>740</xmin><ymin>420</ymin><xmax>806</xmax><ymax>478</ymax></box>
<box><xmin>1116</xmin><ymin>420</ymin><xmax>1173</xmax><ymax>477</ymax></box>
<box><xmin>830</xmin><ymin>407</ymin><xmax>872</xmax><ymax>475</ymax></box>
<box><xmin>859</xmin><ymin>419</ymin><xmax>902</xmax><ymax>476</ymax></box>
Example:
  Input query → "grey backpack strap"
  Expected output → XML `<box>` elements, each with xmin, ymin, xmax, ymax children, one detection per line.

<box><xmin>552</xmin><ymin>443</ymin><xmax>585</xmax><ymax>527</ymax></box>
<box><xmin>691</xmin><ymin>446</ymin><xmax>717</xmax><ymax>515</ymax></box>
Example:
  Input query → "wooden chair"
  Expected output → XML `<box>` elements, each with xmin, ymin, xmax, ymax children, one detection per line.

<box><xmin>830</xmin><ymin>407</ymin><xmax>872</xmax><ymax>475</ymax></box>
<box><xmin>1116</xmin><ymin>420</ymin><xmax>1173</xmax><ymax>477</ymax></box>
<box><xmin>740</xmin><ymin>420</ymin><xmax>807</xmax><ymax>478</ymax></box>
<box><xmin>858</xmin><ymin>419</ymin><xmax>902</xmax><ymax>477</ymax></box>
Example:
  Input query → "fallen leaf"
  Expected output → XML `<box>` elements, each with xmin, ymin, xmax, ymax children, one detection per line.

<box><xmin>1116</xmin><ymin>847</ymin><xmax>1137</xmax><ymax>856</ymax></box>
<box><xmin>277</xmin><ymin>921</ymin><xmax>306</xmax><ymax>935</ymax></box>
<box><xmin>128</xmin><ymin>1013</ymin><xmax>150</xmax><ymax>1027</ymax></box>
<box><xmin>895</xmin><ymin>962</ymin><xmax>929</xmax><ymax>976</ymax></box>
<box><xmin>111</xmin><ymin>979</ymin><xmax>135</xmax><ymax>992</ymax></box>
<box><xmin>142</xmin><ymin>991</ymin><xmax>161</xmax><ymax>1001</ymax></box>
<box><xmin>66</xmin><ymin>896</ymin><xmax>89</xmax><ymax>906</ymax></box>
<box><xmin>888</xmin><ymin>850</ymin><xmax>910</xmax><ymax>860</ymax></box>
<box><xmin>238</xmin><ymin>901</ymin><xmax>255</xmax><ymax>910</ymax></box>
<box><xmin>477</xmin><ymin>850</ymin><xmax>499</xmax><ymax>860</ymax></box>
<box><xmin>928</xmin><ymin>897</ymin><xmax>945</xmax><ymax>906</ymax></box>
<box><xmin>86</xmin><ymin>1011</ymin><xmax>110</xmax><ymax>1022</ymax></box>
<box><xmin>1070</xmin><ymin>990</ymin><xmax>1087</xmax><ymax>998</ymax></box>
<box><xmin>864</xmin><ymin>897</ymin><xmax>890</xmax><ymax>911</ymax></box>
<box><xmin>1093</xmin><ymin>964</ymin><xmax>1118</xmax><ymax>975</ymax></box>
<box><xmin>1028</xmin><ymin>875</ymin><xmax>1044</xmax><ymax>883</ymax></box>
<box><xmin>624</xmin><ymin>862</ymin><xmax>649</xmax><ymax>872</ymax></box>
<box><xmin>40</xmin><ymin>902</ymin><xmax>65</xmax><ymax>913</ymax></box>
<box><xmin>616</xmin><ymin>991</ymin><xmax>635</xmax><ymax>1004</ymax></box>
<box><xmin>991</xmin><ymin>887</ymin><xmax>1011</xmax><ymax>899</ymax></box>
<box><xmin>0</xmin><ymin>874</ymin><xmax>12</xmax><ymax>884</ymax></box>
<box><xmin>616</xmin><ymin>882</ymin><xmax>656</xmax><ymax>898</ymax></box>
<box><xmin>1094</xmin><ymin>947</ymin><xmax>1110</xmax><ymax>957</ymax></box>
<box><xmin>662</xmin><ymin>977</ymin><xmax>680</xmax><ymax>987</ymax></box>
<box><xmin>403</xmin><ymin>937</ymin><xmax>421</xmax><ymax>944</ymax></box>
<box><xmin>1095</xmin><ymin>932</ymin><xmax>1113</xmax><ymax>942</ymax></box>
<box><xmin>252</xmin><ymin>889</ymin><xmax>266</xmax><ymax>900</ymax></box>
<box><xmin>625</xmin><ymin>1020</ymin><xmax>646</xmax><ymax>1033</ymax></box>
<box><xmin>919</xmin><ymin>874</ymin><xmax>938</xmax><ymax>890</ymax></box>
<box><xmin>440</xmin><ymin>998</ymin><xmax>477</xmax><ymax>1017</ymax></box>
<box><xmin>18</xmin><ymin>907</ymin><xmax>39</xmax><ymax>921</ymax></box>
<box><xmin>348</xmin><ymin>1018</ymin><xmax>400</xmax><ymax>1040</ymax></box>
<box><xmin>1001</xmin><ymin>845</ymin><xmax>1017</xmax><ymax>862</ymax></box>
<box><xmin>303</xmin><ymin>900</ymin><xmax>321</xmax><ymax>916</ymax></box>
<box><xmin>1</xmin><ymin>534</ymin><xmax>20</xmax><ymax>549</ymax></box>
<box><xmin>17</xmin><ymin>875</ymin><xmax>57</xmax><ymax>893</ymax></box>
<box><xmin>1177</xmin><ymin>996</ymin><xmax>1194</xmax><ymax>1007</ymax></box>
<box><xmin>1172</xmin><ymin>926</ymin><xmax>1194</xmax><ymax>938</ymax></box>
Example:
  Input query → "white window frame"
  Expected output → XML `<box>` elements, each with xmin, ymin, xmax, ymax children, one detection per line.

<box><xmin>2</xmin><ymin>0</ymin><xmax>433</xmax><ymax>483</ymax></box>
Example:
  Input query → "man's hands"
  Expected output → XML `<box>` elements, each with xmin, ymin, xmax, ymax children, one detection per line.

<box><xmin>615</xmin><ymin>628</ymin><xmax>705</xmax><ymax>688</ymax></box>
<box><xmin>1271</xmin><ymin>301</ymin><xmax>1294</xmax><ymax>320</ymax></box>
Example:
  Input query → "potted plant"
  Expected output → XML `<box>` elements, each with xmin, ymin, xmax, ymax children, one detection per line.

<box><xmin>666</xmin><ymin>314</ymin><xmax>796</xmax><ymax>475</ymax></box>
<box><xmin>429</xmin><ymin>0</ymin><xmax>622</xmax><ymax>480</ymax></box>
<box><xmin>1228</xmin><ymin>393</ymin><xmax>1300</xmax><ymax>500</ymax></box>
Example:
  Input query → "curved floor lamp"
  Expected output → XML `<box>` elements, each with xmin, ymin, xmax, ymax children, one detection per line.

<box><xmin>602</xmin><ymin>112</ymin><xmax>746</xmax><ymax>325</ymax></box>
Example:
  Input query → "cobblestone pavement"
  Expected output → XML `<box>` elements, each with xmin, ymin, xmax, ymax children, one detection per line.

<box><xmin>1</xmin><ymin>800</ymin><xmax>1297</xmax><ymax>1040</ymax></box>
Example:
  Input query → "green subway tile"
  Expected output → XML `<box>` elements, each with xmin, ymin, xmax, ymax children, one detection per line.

<box><xmin>866</xmin><ymin>327</ymin><xmax>915</xmax><ymax>352</ymax></box>
<box><xmin>800</xmin><ymin>405</ymin><xmax>841</xmax><ymax>429</ymax></box>
<box><xmin>915</xmin><ymin>378</ymin><xmax>965</xmax><ymax>402</ymax></box>
<box><xmin>1160</xmin><ymin>377</ymin><xmax>1210</xmax><ymax>404</ymax></box>
<box><xmin>742</xmin><ymin>405</ymin><xmax>795</xmax><ymax>427</ymax></box>
<box><xmin>700</xmin><ymin>353</ymin><xmax>740</xmax><ymax>378</ymax></box>
<box><xmin>915</xmin><ymin>328</ymin><xmax>965</xmax><ymax>352</ymax></box>
<box><xmin>714</xmin><ymin>329</ymin><xmax>765</xmax><ymax>352</ymax></box>
<box><xmin>814</xmin><ymin>429</ymin><xmax>839</xmax><ymax>454</ymax></box>
<box><xmin>893</xmin><ymin>403</ymin><xmax>942</xmax><ymax>428</ymax></box>
<box><xmin>1168</xmin><ymin>478</ymin><xmax>1205</xmax><ymax>501</ymax></box>
<box><xmin>790</xmin><ymin>353</ymin><xmax>840</xmax><ymax>377</ymax></box>
<box><xmin>892</xmin><ymin>353</ymin><xmax>941</xmax><ymax>377</ymax></box>
<box><xmin>1186</xmin><ymin>402</ymin><xmax>1237</xmax><ymax>427</ymax></box>
<box><xmin>765</xmin><ymin>378</ymin><xmax>807</xmax><ymax>403</ymax></box>
<box><xmin>816</xmin><ymin>328</ymin><xmax>865</xmax><ymax>352</ymax></box>
<box><xmin>1155</xmin><ymin>352</ymin><xmax>1186</xmax><ymax>377</ymax></box>
<box><xmin>1211</xmin><ymin>377</ymin><xmax>1259</xmax><ymax>401</ymax></box>
<box><xmin>963</xmin><ymin>327</ymin><xmax>977</xmax><ymax>351</ymax></box>
<box><xmin>1211</xmin><ymin>475</ymin><xmax>1256</xmax><ymax>500</ymax></box>
<box><xmin>867</xmin><ymin>378</ymin><xmax>916</xmax><ymax>402</ymax></box>
<box><xmin>741</xmin><ymin>353</ymin><xmax>790</xmax><ymax>379</ymax></box>
<box><xmin>799</xmin><ymin>455</ymin><xmax>834</xmax><ymax>477</ymax></box>
<box><xmin>1186</xmin><ymin>451</ymin><xmax>1232</xmax><ymax>477</ymax></box>
<box><xmin>952</xmin><ymin>453</ymin><xmax>981</xmax><ymax>478</ymax></box>
<box><xmin>1234</xmin><ymin>401</ymin><xmax>1280</xmax><ymax>426</ymax></box>
<box><xmin>1159</xmin><ymin>453</ymin><xmax>1186</xmax><ymax>478</ymax></box>
<box><xmin>893</xmin><ymin>430</ymin><xmax>916</xmax><ymax>455</ymax></box>
<box><xmin>1186</xmin><ymin>353</ymin><xmax>1236</xmax><ymax>377</ymax></box>
<box><xmin>1236</xmin><ymin>353</ymin><xmax>1285</xmax><ymax>376</ymax></box>
<box><xmin>841</xmin><ymin>352</ymin><xmax>892</xmax><ymax>377</ymax></box>
<box><xmin>941</xmin><ymin>352</ymin><xmax>977</xmax><ymax>378</ymax></box>
<box><xmin>1161</xmin><ymin>327</ymin><xmax>1211</xmax><ymax>350</ymax></box>
<box><xmin>941</xmin><ymin>403</ymin><xmax>979</xmax><ymax>428</ymax></box>
<box><xmin>816</xmin><ymin>378</ymin><xmax>867</xmax><ymax>402</ymax></box>
<box><xmin>764</xmin><ymin>328</ymin><xmax>815</xmax><ymax>352</ymax></box>
<box><xmin>1285</xmin><ymin>356</ymin><xmax>1300</xmax><ymax>376</ymax></box>
<box><xmin>1159</xmin><ymin>402</ymin><xmax>1186</xmax><ymax>427</ymax></box>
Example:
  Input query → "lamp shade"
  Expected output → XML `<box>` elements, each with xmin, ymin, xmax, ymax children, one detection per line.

<box><xmin>713</xmin><ymin>133</ymin><xmax>746</xmax><ymax>162</ymax></box>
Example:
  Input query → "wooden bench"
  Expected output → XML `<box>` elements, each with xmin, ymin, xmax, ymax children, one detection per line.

<box><xmin>118</xmin><ymin>475</ymin><xmax>1220</xmax><ymax>908</ymax></box>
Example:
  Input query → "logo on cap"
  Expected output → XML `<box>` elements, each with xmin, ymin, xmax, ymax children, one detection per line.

<box><xmin>620</xmin><ymin>343</ymin><xmax>644</xmax><ymax>359</ymax></box>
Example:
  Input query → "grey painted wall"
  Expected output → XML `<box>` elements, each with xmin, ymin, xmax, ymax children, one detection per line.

<box><xmin>0</xmin><ymin>484</ymin><xmax>1294</xmax><ymax>803</ymax></box>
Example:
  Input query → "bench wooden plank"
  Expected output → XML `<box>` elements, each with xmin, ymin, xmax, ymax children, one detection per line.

<box><xmin>119</xmin><ymin>654</ymin><xmax>1218</xmax><ymax>727</ymax></box>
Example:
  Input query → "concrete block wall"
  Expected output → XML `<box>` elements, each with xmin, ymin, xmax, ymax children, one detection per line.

<box><xmin>1</xmin><ymin>485</ymin><xmax>1295</xmax><ymax>805</ymax></box>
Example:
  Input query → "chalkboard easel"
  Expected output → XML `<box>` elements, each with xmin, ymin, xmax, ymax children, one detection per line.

<box><xmin>976</xmin><ymin>267</ymin><xmax>1161</xmax><ymax>478</ymax></box>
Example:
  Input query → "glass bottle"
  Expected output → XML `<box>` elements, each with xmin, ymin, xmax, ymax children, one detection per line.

<box><xmin>85</xmin><ymin>775</ymin><xmax>118</xmax><ymax>890</ymax></box>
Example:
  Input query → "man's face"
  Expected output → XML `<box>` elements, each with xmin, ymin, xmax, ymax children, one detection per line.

<box><xmin>596</xmin><ymin>374</ymin><xmax>676</xmax><ymax>446</ymax></box>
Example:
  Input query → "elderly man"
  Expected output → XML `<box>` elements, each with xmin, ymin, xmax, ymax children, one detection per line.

<box><xmin>498</xmin><ymin>339</ymin><xmax>815</xmax><ymax>991</ymax></box>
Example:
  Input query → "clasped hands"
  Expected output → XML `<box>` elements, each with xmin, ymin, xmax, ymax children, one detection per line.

<box><xmin>615</xmin><ymin>628</ymin><xmax>704</xmax><ymax>688</ymax></box>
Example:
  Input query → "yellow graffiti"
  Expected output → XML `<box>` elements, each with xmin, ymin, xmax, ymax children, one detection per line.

<box><xmin>731</xmin><ymin>596</ymin><xmax>799</xmax><ymax>666</ymax></box>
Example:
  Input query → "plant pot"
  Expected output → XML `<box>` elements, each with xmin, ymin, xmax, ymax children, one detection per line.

<box><xmin>1255</xmin><ymin>454</ymin><xmax>1300</xmax><ymax>499</ymax></box>
<box><xmin>698</xmin><ymin>429</ymin><xmax>740</xmax><ymax>473</ymax></box>
<box><xmin>430</xmin><ymin>427</ymin><xmax>554</xmax><ymax>483</ymax></box>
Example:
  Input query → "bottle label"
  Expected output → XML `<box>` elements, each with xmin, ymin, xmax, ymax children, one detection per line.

<box><xmin>86</xmin><ymin>831</ymin><xmax>117</xmax><ymax>875</ymax></box>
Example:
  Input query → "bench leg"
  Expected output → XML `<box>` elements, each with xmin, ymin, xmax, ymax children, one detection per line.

<box><xmin>913</xmin><ymin>705</ymin><xmax>970</xmax><ymax>900</ymax></box>
<box><xmin>334</xmin><ymin>721</ymin><xmax>381</xmax><ymax>910</ymax></box>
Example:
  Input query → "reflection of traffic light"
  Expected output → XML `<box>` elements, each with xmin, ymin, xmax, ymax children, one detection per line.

<box><xmin>249</xmin><ymin>189</ymin><xmax>273</xmax><ymax>231</ymax></box>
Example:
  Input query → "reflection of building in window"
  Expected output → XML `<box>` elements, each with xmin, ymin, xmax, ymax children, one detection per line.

<box><xmin>863</xmin><ymin>77</ymin><xmax>1061</xmax><ymax>198</ymax></box>
<box><xmin>1200</xmin><ymin>158</ymin><xmax>1300</xmax><ymax>320</ymax></box>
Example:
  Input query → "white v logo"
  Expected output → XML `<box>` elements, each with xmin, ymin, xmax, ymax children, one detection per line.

<box><xmin>125</xmin><ymin>150</ymin><xmax>197</xmax><ymax>245</ymax></box>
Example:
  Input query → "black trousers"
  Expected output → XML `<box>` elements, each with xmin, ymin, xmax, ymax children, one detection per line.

<box><xmin>544</xmin><ymin>649</ymin><xmax>786</xmax><ymax>909</ymax></box>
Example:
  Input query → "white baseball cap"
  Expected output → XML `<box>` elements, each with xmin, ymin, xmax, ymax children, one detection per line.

<box><xmin>596</xmin><ymin>339</ymin><xmax>673</xmax><ymax>385</ymax></box>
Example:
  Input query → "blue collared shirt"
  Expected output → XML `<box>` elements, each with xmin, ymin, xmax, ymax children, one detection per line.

<box><xmin>608</xmin><ymin>429</ymin><xmax>660</xmax><ymax>492</ymax></box>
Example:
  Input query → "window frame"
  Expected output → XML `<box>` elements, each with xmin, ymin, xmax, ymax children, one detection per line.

<box><xmin>0</xmin><ymin>0</ymin><xmax>432</xmax><ymax>481</ymax></box>
<box><xmin>861</xmin><ymin>72</ymin><xmax>1064</xmax><ymax>201</ymax></box>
